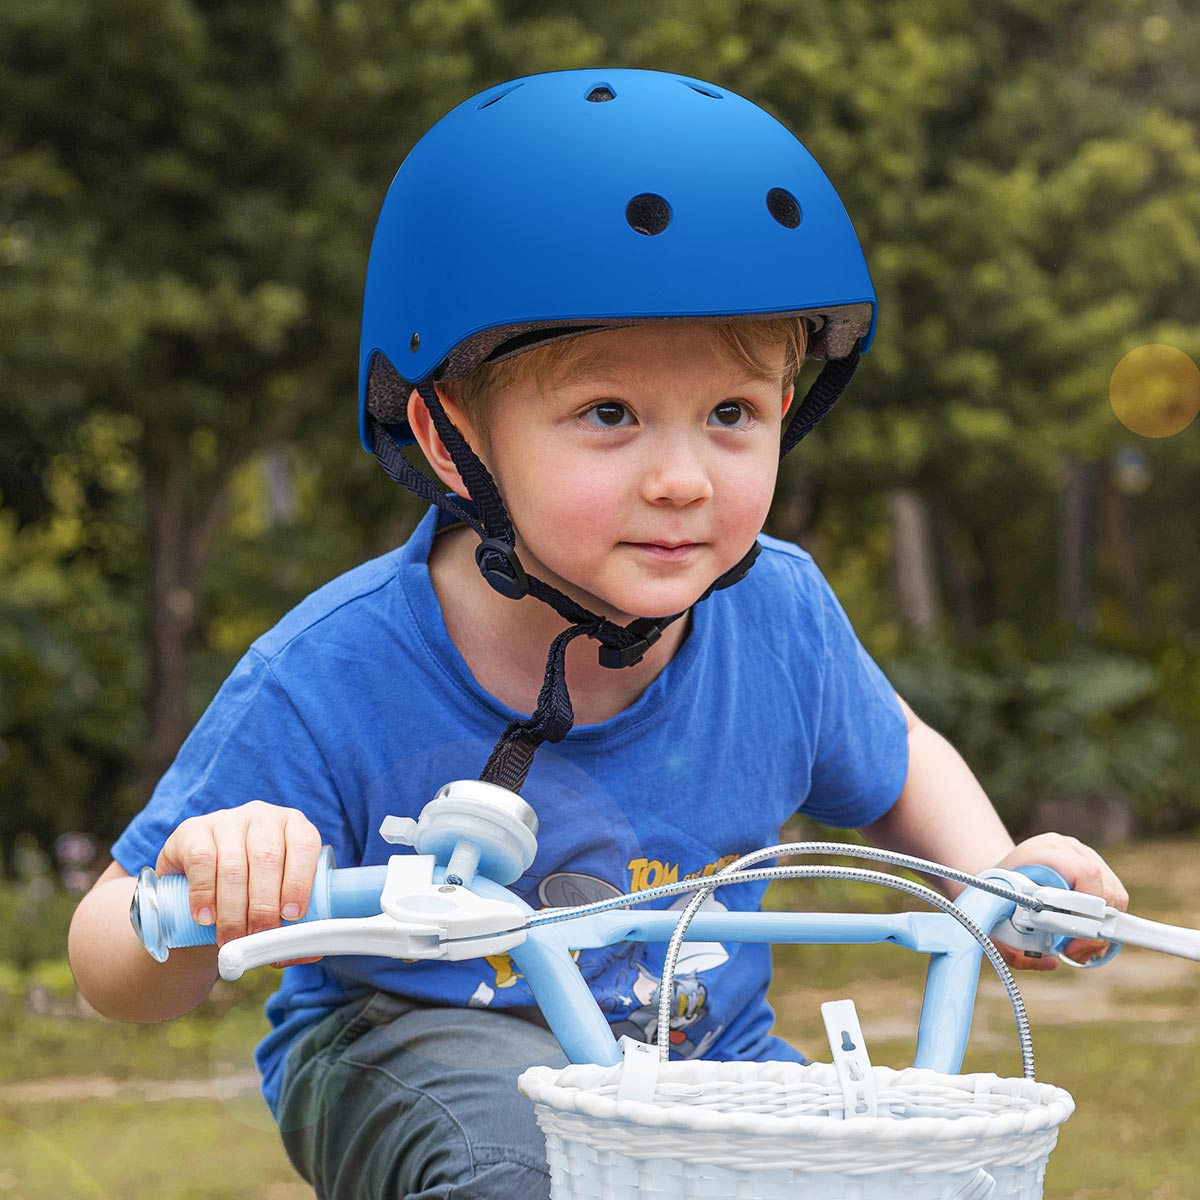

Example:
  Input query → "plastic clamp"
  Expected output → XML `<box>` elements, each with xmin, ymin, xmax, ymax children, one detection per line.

<box><xmin>597</xmin><ymin>619</ymin><xmax>665</xmax><ymax>670</ymax></box>
<box><xmin>615</xmin><ymin>1035</ymin><xmax>661</xmax><ymax>1104</ymax></box>
<box><xmin>821</xmin><ymin>998</ymin><xmax>877</xmax><ymax>1118</ymax></box>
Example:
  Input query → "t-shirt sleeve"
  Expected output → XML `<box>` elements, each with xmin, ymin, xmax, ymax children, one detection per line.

<box><xmin>109</xmin><ymin>648</ymin><xmax>356</xmax><ymax>873</ymax></box>
<box><xmin>800</xmin><ymin>571</ymin><xmax>909</xmax><ymax>828</ymax></box>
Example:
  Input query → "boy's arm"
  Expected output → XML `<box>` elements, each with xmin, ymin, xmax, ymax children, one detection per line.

<box><xmin>860</xmin><ymin>695</ymin><xmax>1014</xmax><ymax>888</ymax></box>
<box><xmin>860</xmin><ymin>693</ymin><xmax>1128</xmax><ymax>968</ymax></box>
<box><xmin>70</xmin><ymin>801</ymin><xmax>325</xmax><ymax>1021</ymax></box>
<box><xmin>68</xmin><ymin>861</ymin><xmax>220</xmax><ymax>1022</ymax></box>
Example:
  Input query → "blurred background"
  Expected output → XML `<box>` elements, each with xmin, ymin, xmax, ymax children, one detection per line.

<box><xmin>1</xmin><ymin>1</ymin><xmax>1198</xmax><ymax>1197</ymax></box>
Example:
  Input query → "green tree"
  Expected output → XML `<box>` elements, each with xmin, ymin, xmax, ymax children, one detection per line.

<box><xmin>0</xmin><ymin>0</ymin><xmax>606</xmax><ymax>853</ymax></box>
<box><xmin>3</xmin><ymin>0</ymin><xmax>1199</xmax><ymax>858</ymax></box>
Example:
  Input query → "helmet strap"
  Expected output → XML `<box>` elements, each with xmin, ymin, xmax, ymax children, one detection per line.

<box><xmin>478</xmin><ymin>539</ymin><xmax>761</xmax><ymax>792</ymax></box>
<box><xmin>780</xmin><ymin>344</ymin><xmax>861</xmax><ymax>457</ymax></box>
<box><xmin>479</xmin><ymin>620</ymin><xmax>597</xmax><ymax>792</ymax></box>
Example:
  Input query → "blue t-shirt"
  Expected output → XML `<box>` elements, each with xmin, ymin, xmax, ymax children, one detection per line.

<box><xmin>111</xmin><ymin>506</ymin><xmax>908</xmax><ymax>1115</ymax></box>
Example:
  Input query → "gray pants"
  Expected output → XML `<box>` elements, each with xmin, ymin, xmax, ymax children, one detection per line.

<box><xmin>278</xmin><ymin>992</ymin><xmax>567</xmax><ymax>1200</ymax></box>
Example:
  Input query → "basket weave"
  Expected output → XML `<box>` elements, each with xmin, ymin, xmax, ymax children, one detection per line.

<box><xmin>518</xmin><ymin>1060</ymin><xmax>1074</xmax><ymax>1199</ymax></box>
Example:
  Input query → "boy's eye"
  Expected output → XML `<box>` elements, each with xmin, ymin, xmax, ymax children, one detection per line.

<box><xmin>584</xmin><ymin>401</ymin><xmax>633</xmax><ymax>427</ymax></box>
<box><xmin>709</xmin><ymin>401</ymin><xmax>751</xmax><ymax>428</ymax></box>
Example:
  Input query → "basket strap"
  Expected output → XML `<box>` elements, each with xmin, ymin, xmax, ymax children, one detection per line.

<box><xmin>821</xmin><ymin>999</ymin><xmax>878</xmax><ymax>1118</ymax></box>
<box><xmin>615</xmin><ymin>1035</ymin><xmax>661</xmax><ymax>1105</ymax></box>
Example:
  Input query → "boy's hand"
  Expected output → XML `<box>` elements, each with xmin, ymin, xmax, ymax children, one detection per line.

<box><xmin>155</xmin><ymin>801</ymin><xmax>326</xmax><ymax>968</ymax></box>
<box><xmin>993</xmin><ymin>833</ymin><xmax>1129</xmax><ymax>971</ymax></box>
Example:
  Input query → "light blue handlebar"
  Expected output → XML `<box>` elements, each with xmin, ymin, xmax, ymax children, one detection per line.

<box><xmin>131</xmin><ymin>849</ymin><xmax>1069</xmax><ymax>1074</ymax></box>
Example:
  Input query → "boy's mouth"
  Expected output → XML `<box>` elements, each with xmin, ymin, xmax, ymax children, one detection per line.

<box><xmin>625</xmin><ymin>541</ymin><xmax>703</xmax><ymax>561</ymax></box>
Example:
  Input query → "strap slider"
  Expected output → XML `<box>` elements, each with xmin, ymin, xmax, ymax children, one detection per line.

<box><xmin>598</xmin><ymin>619</ymin><xmax>664</xmax><ymax>670</ymax></box>
<box><xmin>475</xmin><ymin>538</ymin><xmax>529</xmax><ymax>599</ymax></box>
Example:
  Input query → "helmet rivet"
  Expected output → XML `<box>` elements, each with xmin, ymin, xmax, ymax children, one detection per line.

<box><xmin>410</xmin><ymin>332</ymin><xmax>420</xmax><ymax>352</ymax></box>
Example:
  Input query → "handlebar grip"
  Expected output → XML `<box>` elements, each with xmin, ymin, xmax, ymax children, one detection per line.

<box><xmin>130</xmin><ymin>847</ymin><xmax>388</xmax><ymax>962</ymax></box>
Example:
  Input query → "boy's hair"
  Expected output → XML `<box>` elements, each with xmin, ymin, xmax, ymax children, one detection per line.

<box><xmin>441</xmin><ymin>316</ymin><xmax>810</xmax><ymax>437</ymax></box>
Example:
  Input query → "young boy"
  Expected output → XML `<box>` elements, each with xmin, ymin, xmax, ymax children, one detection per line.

<box><xmin>69</xmin><ymin>69</ymin><xmax>1126</xmax><ymax>1200</ymax></box>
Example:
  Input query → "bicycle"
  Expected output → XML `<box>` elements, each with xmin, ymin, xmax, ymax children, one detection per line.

<box><xmin>130</xmin><ymin>780</ymin><xmax>1200</xmax><ymax>1199</ymax></box>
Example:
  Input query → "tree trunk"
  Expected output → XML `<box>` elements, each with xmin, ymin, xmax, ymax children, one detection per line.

<box><xmin>932</xmin><ymin>511</ymin><xmax>979</xmax><ymax>642</ymax></box>
<box><xmin>1103</xmin><ymin>471</ymin><xmax>1151</xmax><ymax>636</ymax></box>
<box><xmin>132</xmin><ymin>422</ymin><xmax>231</xmax><ymax>805</ymax></box>
<box><xmin>1057</xmin><ymin>457</ymin><xmax>1099</xmax><ymax>636</ymax></box>
<box><xmin>890</xmin><ymin>487</ymin><xmax>941</xmax><ymax>634</ymax></box>
<box><xmin>967</xmin><ymin>526</ymin><xmax>999</xmax><ymax>629</ymax></box>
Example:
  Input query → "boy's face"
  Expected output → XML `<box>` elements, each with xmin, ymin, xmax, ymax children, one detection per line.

<box><xmin>467</xmin><ymin>323</ymin><xmax>791</xmax><ymax>624</ymax></box>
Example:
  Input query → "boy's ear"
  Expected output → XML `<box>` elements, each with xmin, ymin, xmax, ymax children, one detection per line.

<box><xmin>782</xmin><ymin>387</ymin><xmax>794</xmax><ymax>418</ymax></box>
<box><xmin>406</xmin><ymin>386</ymin><xmax>473</xmax><ymax>496</ymax></box>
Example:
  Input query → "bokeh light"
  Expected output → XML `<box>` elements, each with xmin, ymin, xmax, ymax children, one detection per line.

<box><xmin>1109</xmin><ymin>344</ymin><xmax>1200</xmax><ymax>438</ymax></box>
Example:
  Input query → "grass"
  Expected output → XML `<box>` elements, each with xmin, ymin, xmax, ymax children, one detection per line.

<box><xmin>1</xmin><ymin>1100</ymin><xmax>310</xmax><ymax>1200</ymax></box>
<box><xmin>2</xmin><ymin>838</ymin><xmax>1197</xmax><ymax>1198</ymax></box>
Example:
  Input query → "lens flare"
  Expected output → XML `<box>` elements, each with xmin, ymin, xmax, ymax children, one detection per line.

<box><xmin>1109</xmin><ymin>344</ymin><xmax>1200</xmax><ymax>438</ymax></box>
<box><xmin>0</xmin><ymin>1115</ymin><xmax>111</xmax><ymax>1197</ymax></box>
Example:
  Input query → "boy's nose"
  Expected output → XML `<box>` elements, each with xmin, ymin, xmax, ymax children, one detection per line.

<box><xmin>640</xmin><ymin>441</ymin><xmax>714</xmax><ymax>506</ymax></box>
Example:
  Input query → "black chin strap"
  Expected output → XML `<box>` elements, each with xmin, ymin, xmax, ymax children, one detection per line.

<box><xmin>367</xmin><ymin>347</ymin><xmax>860</xmax><ymax>792</ymax></box>
<box><xmin>480</xmin><ymin>621</ymin><xmax>598</xmax><ymax>793</ymax></box>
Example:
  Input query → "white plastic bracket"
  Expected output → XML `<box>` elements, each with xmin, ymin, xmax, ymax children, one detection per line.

<box><xmin>216</xmin><ymin>851</ymin><xmax>528</xmax><ymax>980</ymax></box>
<box><xmin>615</xmin><ymin>1035</ymin><xmax>661</xmax><ymax>1104</ymax></box>
<box><xmin>982</xmin><ymin>867</ymin><xmax>1117</xmax><ymax>955</ymax></box>
<box><xmin>821</xmin><ymin>998</ymin><xmax>878</xmax><ymax>1118</ymax></box>
<box><xmin>377</xmin><ymin>853</ymin><xmax>528</xmax><ymax>961</ymax></box>
<box><xmin>980</xmin><ymin>868</ymin><xmax>1059</xmax><ymax>956</ymax></box>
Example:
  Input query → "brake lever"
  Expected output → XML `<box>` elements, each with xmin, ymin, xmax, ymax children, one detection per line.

<box><xmin>217</xmin><ymin>853</ymin><xmax>528</xmax><ymax>981</ymax></box>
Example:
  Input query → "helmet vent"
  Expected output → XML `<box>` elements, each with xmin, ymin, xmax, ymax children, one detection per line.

<box><xmin>477</xmin><ymin>82</ymin><xmax>525</xmax><ymax>110</ymax></box>
<box><xmin>682</xmin><ymin>80</ymin><xmax>723</xmax><ymax>99</ymax></box>
<box><xmin>626</xmin><ymin>193</ymin><xmax>671</xmax><ymax>237</ymax></box>
<box><xmin>767</xmin><ymin>187</ymin><xmax>802</xmax><ymax>229</ymax></box>
<box><xmin>585</xmin><ymin>84</ymin><xmax>616</xmax><ymax>102</ymax></box>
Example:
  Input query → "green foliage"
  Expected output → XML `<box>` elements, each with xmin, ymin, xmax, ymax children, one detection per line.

<box><xmin>887</xmin><ymin>634</ymin><xmax>1198</xmax><ymax>829</ymax></box>
<box><xmin>0</xmin><ymin>420</ymin><xmax>145</xmax><ymax>853</ymax></box>
<box><xmin>2</xmin><ymin>0</ymin><xmax>1199</xmax><ymax>856</ymax></box>
<box><xmin>0</xmin><ymin>836</ymin><xmax>80</xmax><ymax>970</ymax></box>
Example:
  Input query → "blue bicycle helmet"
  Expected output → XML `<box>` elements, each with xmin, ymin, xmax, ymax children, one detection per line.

<box><xmin>359</xmin><ymin>67</ymin><xmax>875</xmax><ymax>448</ymax></box>
<box><xmin>356</xmin><ymin>68</ymin><xmax>879</xmax><ymax>793</ymax></box>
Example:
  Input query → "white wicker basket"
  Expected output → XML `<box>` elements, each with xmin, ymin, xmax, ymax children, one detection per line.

<box><xmin>518</xmin><ymin>1060</ymin><xmax>1074</xmax><ymax>1200</ymax></box>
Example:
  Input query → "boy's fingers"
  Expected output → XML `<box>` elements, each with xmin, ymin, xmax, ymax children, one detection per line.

<box><xmin>279</xmin><ymin>811</ymin><xmax>324</xmax><ymax>923</ymax></box>
<box><xmin>1062</xmin><ymin>845</ymin><xmax>1128</xmax><ymax>914</ymax></box>
<box><xmin>1070</xmin><ymin>854</ymin><xmax>1104</xmax><ymax>900</ymax></box>
<box><xmin>213</xmin><ymin>822</ymin><xmax>251</xmax><ymax>949</ymax></box>
<box><xmin>1061</xmin><ymin>937</ymin><xmax>1111</xmax><ymax>965</ymax></box>
<box><xmin>245</xmin><ymin>805</ymin><xmax>289</xmax><ymax>937</ymax></box>
<box><xmin>997</xmin><ymin>942</ymin><xmax>1058</xmax><ymax>972</ymax></box>
<box><xmin>1099</xmin><ymin>860</ymin><xmax>1129</xmax><ymax>912</ymax></box>
<box><xmin>157</xmin><ymin>821</ymin><xmax>219</xmax><ymax>928</ymax></box>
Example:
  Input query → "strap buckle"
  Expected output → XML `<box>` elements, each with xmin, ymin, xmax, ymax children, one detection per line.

<box><xmin>475</xmin><ymin>538</ymin><xmax>529</xmax><ymax>599</ymax></box>
<box><xmin>597</xmin><ymin>618</ymin><xmax>666</xmax><ymax>670</ymax></box>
